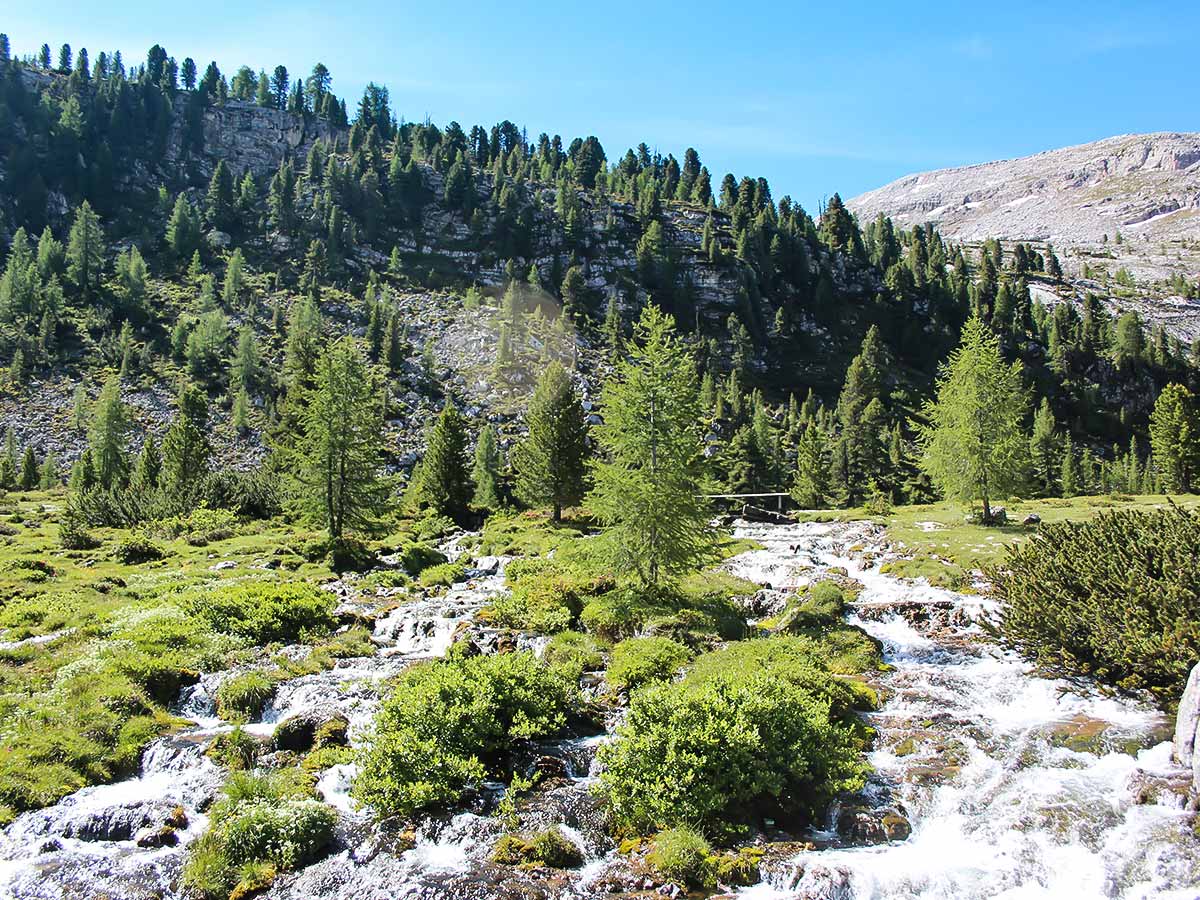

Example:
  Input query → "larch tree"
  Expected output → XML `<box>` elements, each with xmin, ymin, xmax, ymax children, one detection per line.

<box><xmin>587</xmin><ymin>305</ymin><xmax>711</xmax><ymax>588</ymax></box>
<box><xmin>792</xmin><ymin>423</ymin><xmax>830</xmax><ymax>509</ymax></box>
<box><xmin>1028</xmin><ymin>397</ymin><xmax>1059</xmax><ymax>497</ymax></box>
<box><xmin>513</xmin><ymin>361</ymin><xmax>589</xmax><ymax>521</ymax></box>
<box><xmin>917</xmin><ymin>316</ymin><xmax>1027</xmax><ymax>523</ymax></box>
<box><xmin>66</xmin><ymin>201</ymin><xmax>104</xmax><ymax>301</ymax></box>
<box><xmin>296</xmin><ymin>337</ymin><xmax>388</xmax><ymax>540</ymax></box>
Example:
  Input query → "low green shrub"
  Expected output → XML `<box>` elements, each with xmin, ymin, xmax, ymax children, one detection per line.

<box><xmin>647</xmin><ymin>826</ymin><xmax>711</xmax><ymax>887</ymax></box>
<box><xmin>487</xmin><ymin>560</ymin><xmax>610</xmax><ymax>633</ymax></box>
<box><xmin>606</xmin><ymin>636</ymin><xmax>692</xmax><ymax>692</ymax></box>
<box><xmin>183</xmin><ymin>771</ymin><xmax>336</xmax><ymax>900</ymax></box>
<box><xmin>216</xmin><ymin>671</ymin><xmax>276</xmax><ymax>721</ymax></box>
<box><xmin>393</xmin><ymin>541</ymin><xmax>447</xmax><ymax>576</ymax></box>
<box><xmin>207</xmin><ymin>727</ymin><xmax>262</xmax><ymax>771</ymax></box>
<box><xmin>115</xmin><ymin>532</ymin><xmax>166</xmax><ymax>564</ymax></box>
<box><xmin>491</xmin><ymin>827</ymin><xmax>584</xmax><ymax>868</ymax></box>
<box><xmin>150</xmin><ymin>507</ymin><xmax>238</xmax><ymax>544</ymax></box>
<box><xmin>182</xmin><ymin>582</ymin><xmax>336</xmax><ymax>644</ymax></box>
<box><xmin>354</xmin><ymin>651</ymin><xmax>577</xmax><ymax>816</ymax></box>
<box><xmin>329</xmin><ymin>536</ymin><xmax>376</xmax><ymax>572</ymax></box>
<box><xmin>543</xmin><ymin>631</ymin><xmax>605</xmax><ymax>678</ymax></box>
<box><xmin>994</xmin><ymin>505</ymin><xmax>1200</xmax><ymax>707</ymax></box>
<box><xmin>597</xmin><ymin>637</ymin><xmax>870</xmax><ymax>836</ymax></box>
<box><xmin>417</xmin><ymin>560</ymin><xmax>466</xmax><ymax>588</ymax></box>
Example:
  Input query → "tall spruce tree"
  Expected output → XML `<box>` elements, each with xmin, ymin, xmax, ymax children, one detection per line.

<box><xmin>160</xmin><ymin>383</ymin><xmax>212</xmax><ymax>499</ymax></box>
<box><xmin>918</xmin><ymin>316</ymin><xmax>1027</xmax><ymax>522</ymax></box>
<box><xmin>471</xmin><ymin>424</ymin><xmax>503</xmax><ymax>511</ymax></box>
<box><xmin>296</xmin><ymin>337</ymin><xmax>388</xmax><ymax>539</ymax></box>
<box><xmin>1029</xmin><ymin>397</ymin><xmax>1059</xmax><ymax>497</ymax></box>
<box><xmin>1149</xmin><ymin>383</ymin><xmax>1199</xmax><ymax>493</ymax></box>
<box><xmin>587</xmin><ymin>305</ymin><xmax>710</xmax><ymax>587</ymax></box>
<box><xmin>415</xmin><ymin>401</ymin><xmax>472</xmax><ymax>522</ymax></box>
<box><xmin>66</xmin><ymin>201</ymin><xmax>104</xmax><ymax>301</ymax></box>
<box><xmin>513</xmin><ymin>362</ymin><xmax>589</xmax><ymax>520</ymax></box>
<box><xmin>87</xmin><ymin>375</ymin><xmax>130</xmax><ymax>488</ymax></box>
<box><xmin>792</xmin><ymin>424</ymin><xmax>830</xmax><ymax>508</ymax></box>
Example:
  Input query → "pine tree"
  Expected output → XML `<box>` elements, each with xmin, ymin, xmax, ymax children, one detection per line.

<box><xmin>918</xmin><ymin>316</ymin><xmax>1028</xmax><ymax>522</ymax></box>
<box><xmin>18</xmin><ymin>446</ymin><xmax>38</xmax><ymax>490</ymax></box>
<box><xmin>130</xmin><ymin>436</ymin><xmax>161</xmax><ymax>495</ymax></box>
<box><xmin>296</xmin><ymin>337</ymin><xmax>388</xmax><ymax>539</ymax></box>
<box><xmin>1149</xmin><ymin>383</ymin><xmax>1199</xmax><ymax>493</ymax></box>
<box><xmin>414</xmin><ymin>400</ymin><xmax>472</xmax><ymax>522</ymax></box>
<box><xmin>513</xmin><ymin>362</ymin><xmax>589</xmax><ymax>520</ymax></box>
<box><xmin>223</xmin><ymin>248</ymin><xmax>246</xmax><ymax>308</ymax></box>
<box><xmin>166</xmin><ymin>195</ymin><xmax>201</xmax><ymax>262</ymax></box>
<box><xmin>1029</xmin><ymin>397</ymin><xmax>1059</xmax><ymax>497</ymax></box>
<box><xmin>1059</xmin><ymin>434</ymin><xmax>1080</xmax><ymax>498</ymax></box>
<box><xmin>206</xmin><ymin>161</ymin><xmax>235</xmax><ymax>230</ymax></box>
<box><xmin>232</xmin><ymin>387</ymin><xmax>251</xmax><ymax>434</ymax></box>
<box><xmin>284</xmin><ymin>294</ymin><xmax>323</xmax><ymax>390</ymax></box>
<box><xmin>792</xmin><ymin>424</ymin><xmax>830</xmax><ymax>508</ymax></box>
<box><xmin>230</xmin><ymin>325</ymin><xmax>260</xmax><ymax>394</ymax></box>
<box><xmin>160</xmin><ymin>384</ymin><xmax>212</xmax><ymax>499</ymax></box>
<box><xmin>71</xmin><ymin>382</ymin><xmax>89</xmax><ymax>432</ymax></box>
<box><xmin>87</xmin><ymin>374</ymin><xmax>130</xmax><ymax>489</ymax></box>
<box><xmin>39</xmin><ymin>452</ymin><xmax>59</xmax><ymax>489</ymax></box>
<box><xmin>587</xmin><ymin>305</ymin><xmax>710</xmax><ymax>587</ymax></box>
<box><xmin>471</xmin><ymin>424</ymin><xmax>503</xmax><ymax>511</ymax></box>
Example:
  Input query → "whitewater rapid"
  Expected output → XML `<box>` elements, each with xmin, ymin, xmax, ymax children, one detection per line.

<box><xmin>728</xmin><ymin>520</ymin><xmax>1199</xmax><ymax>900</ymax></box>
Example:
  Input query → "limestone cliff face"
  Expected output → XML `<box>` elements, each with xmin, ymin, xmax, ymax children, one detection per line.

<box><xmin>165</xmin><ymin>100</ymin><xmax>342</xmax><ymax>180</ymax></box>
<box><xmin>848</xmin><ymin>133</ymin><xmax>1200</xmax><ymax>245</ymax></box>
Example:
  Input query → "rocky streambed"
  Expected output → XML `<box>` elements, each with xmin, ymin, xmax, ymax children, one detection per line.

<box><xmin>0</xmin><ymin>521</ymin><xmax>1197</xmax><ymax>900</ymax></box>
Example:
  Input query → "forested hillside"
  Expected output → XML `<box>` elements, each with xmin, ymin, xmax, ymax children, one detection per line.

<box><xmin>1</xmin><ymin>33</ymin><xmax>1198</xmax><ymax>509</ymax></box>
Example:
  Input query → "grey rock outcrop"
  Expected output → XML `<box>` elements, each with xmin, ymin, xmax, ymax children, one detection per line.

<box><xmin>1174</xmin><ymin>661</ymin><xmax>1200</xmax><ymax>805</ymax></box>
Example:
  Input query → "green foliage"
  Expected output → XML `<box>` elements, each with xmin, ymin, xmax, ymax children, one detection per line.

<box><xmin>597</xmin><ymin>637</ymin><xmax>870</xmax><ymax>835</ymax></box>
<box><xmin>471</xmin><ymin>423</ymin><xmax>503</xmax><ymax>510</ymax></box>
<box><xmin>354</xmin><ymin>651</ymin><xmax>576</xmax><ymax>816</ymax></box>
<box><xmin>543</xmin><ymin>630</ymin><xmax>605</xmax><ymax>678</ymax></box>
<box><xmin>588</xmin><ymin>305</ymin><xmax>712</xmax><ymax>586</ymax></box>
<box><xmin>492</xmin><ymin>827</ymin><xmax>584</xmax><ymax>868</ymax></box>
<box><xmin>994</xmin><ymin>505</ymin><xmax>1200</xmax><ymax>707</ymax></box>
<box><xmin>486</xmin><ymin>557</ymin><xmax>612</xmax><ymax>633</ymax></box>
<box><xmin>181</xmin><ymin>582</ymin><xmax>336</xmax><ymax>644</ymax></box>
<box><xmin>606</xmin><ymin>636</ymin><xmax>692</xmax><ymax>692</ymax></box>
<box><xmin>416</xmin><ymin>560</ymin><xmax>466</xmax><ymax>588</ymax></box>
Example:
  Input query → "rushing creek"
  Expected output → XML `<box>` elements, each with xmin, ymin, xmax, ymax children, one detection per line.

<box><xmin>0</xmin><ymin>521</ymin><xmax>1196</xmax><ymax>899</ymax></box>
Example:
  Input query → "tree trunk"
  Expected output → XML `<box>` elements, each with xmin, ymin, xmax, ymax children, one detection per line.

<box><xmin>552</xmin><ymin>502</ymin><xmax>561</xmax><ymax>523</ymax></box>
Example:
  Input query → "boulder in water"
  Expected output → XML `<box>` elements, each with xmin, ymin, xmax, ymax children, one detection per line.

<box><xmin>835</xmin><ymin>804</ymin><xmax>911</xmax><ymax>844</ymax></box>
<box><xmin>273</xmin><ymin>709</ymin><xmax>350</xmax><ymax>753</ymax></box>
<box><xmin>134</xmin><ymin>824</ymin><xmax>179</xmax><ymax>848</ymax></box>
<box><xmin>1174</xmin><ymin>661</ymin><xmax>1200</xmax><ymax>805</ymax></box>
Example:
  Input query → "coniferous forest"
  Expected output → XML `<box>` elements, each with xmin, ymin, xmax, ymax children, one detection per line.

<box><xmin>0</xmin><ymin>30</ymin><xmax>1198</xmax><ymax>900</ymax></box>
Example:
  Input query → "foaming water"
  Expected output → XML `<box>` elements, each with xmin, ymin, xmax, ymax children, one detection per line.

<box><xmin>730</xmin><ymin>520</ymin><xmax>1198</xmax><ymax>900</ymax></box>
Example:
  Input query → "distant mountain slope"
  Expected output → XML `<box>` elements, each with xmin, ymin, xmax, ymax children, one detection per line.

<box><xmin>848</xmin><ymin>132</ymin><xmax>1200</xmax><ymax>245</ymax></box>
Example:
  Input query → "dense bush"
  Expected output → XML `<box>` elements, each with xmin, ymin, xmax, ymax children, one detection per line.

<box><xmin>597</xmin><ymin>637</ymin><xmax>870</xmax><ymax>835</ymax></box>
<box><xmin>417</xmin><ymin>560</ymin><xmax>466</xmax><ymax>588</ymax></box>
<box><xmin>182</xmin><ymin>582</ymin><xmax>337</xmax><ymax>644</ymax></box>
<box><xmin>183</xmin><ymin>771</ymin><xmax>336</xmax><ymax>900</ymax></box>
<box><xmin>393</xmin><ymin>541</ymin><xmax>448</xmax><ymax>576</ymax></box>
<box><xmin>329</xmin><ymin>535</ymin><xmax>377</xmax><ymax>572</ymax></box>
<box><xmin>606</xmin><ymin>636</ymin><xmax>692</xmax><ymax>692</ymax></box>
<box><xmin>354</xmin><ymin>651</ymin><xmax>577</xmax><ymax>816</ymax></box>
<box><xmin>994</xmin><ymin>505</ymin><xmax>1200</xmax><ymax>707</ymax></box>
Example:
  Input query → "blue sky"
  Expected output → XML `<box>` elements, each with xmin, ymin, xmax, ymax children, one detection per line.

<box><xmin>5</xmin><ymin>1</ymin><xmax>1196</xmax><ymax>210</ymax></box>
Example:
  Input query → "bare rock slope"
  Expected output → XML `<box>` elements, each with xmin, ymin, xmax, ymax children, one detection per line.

<box><xmin>848</xmin><ymin>132</ymin><xmax>1200</xmax><ymax>245</ymax></box>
